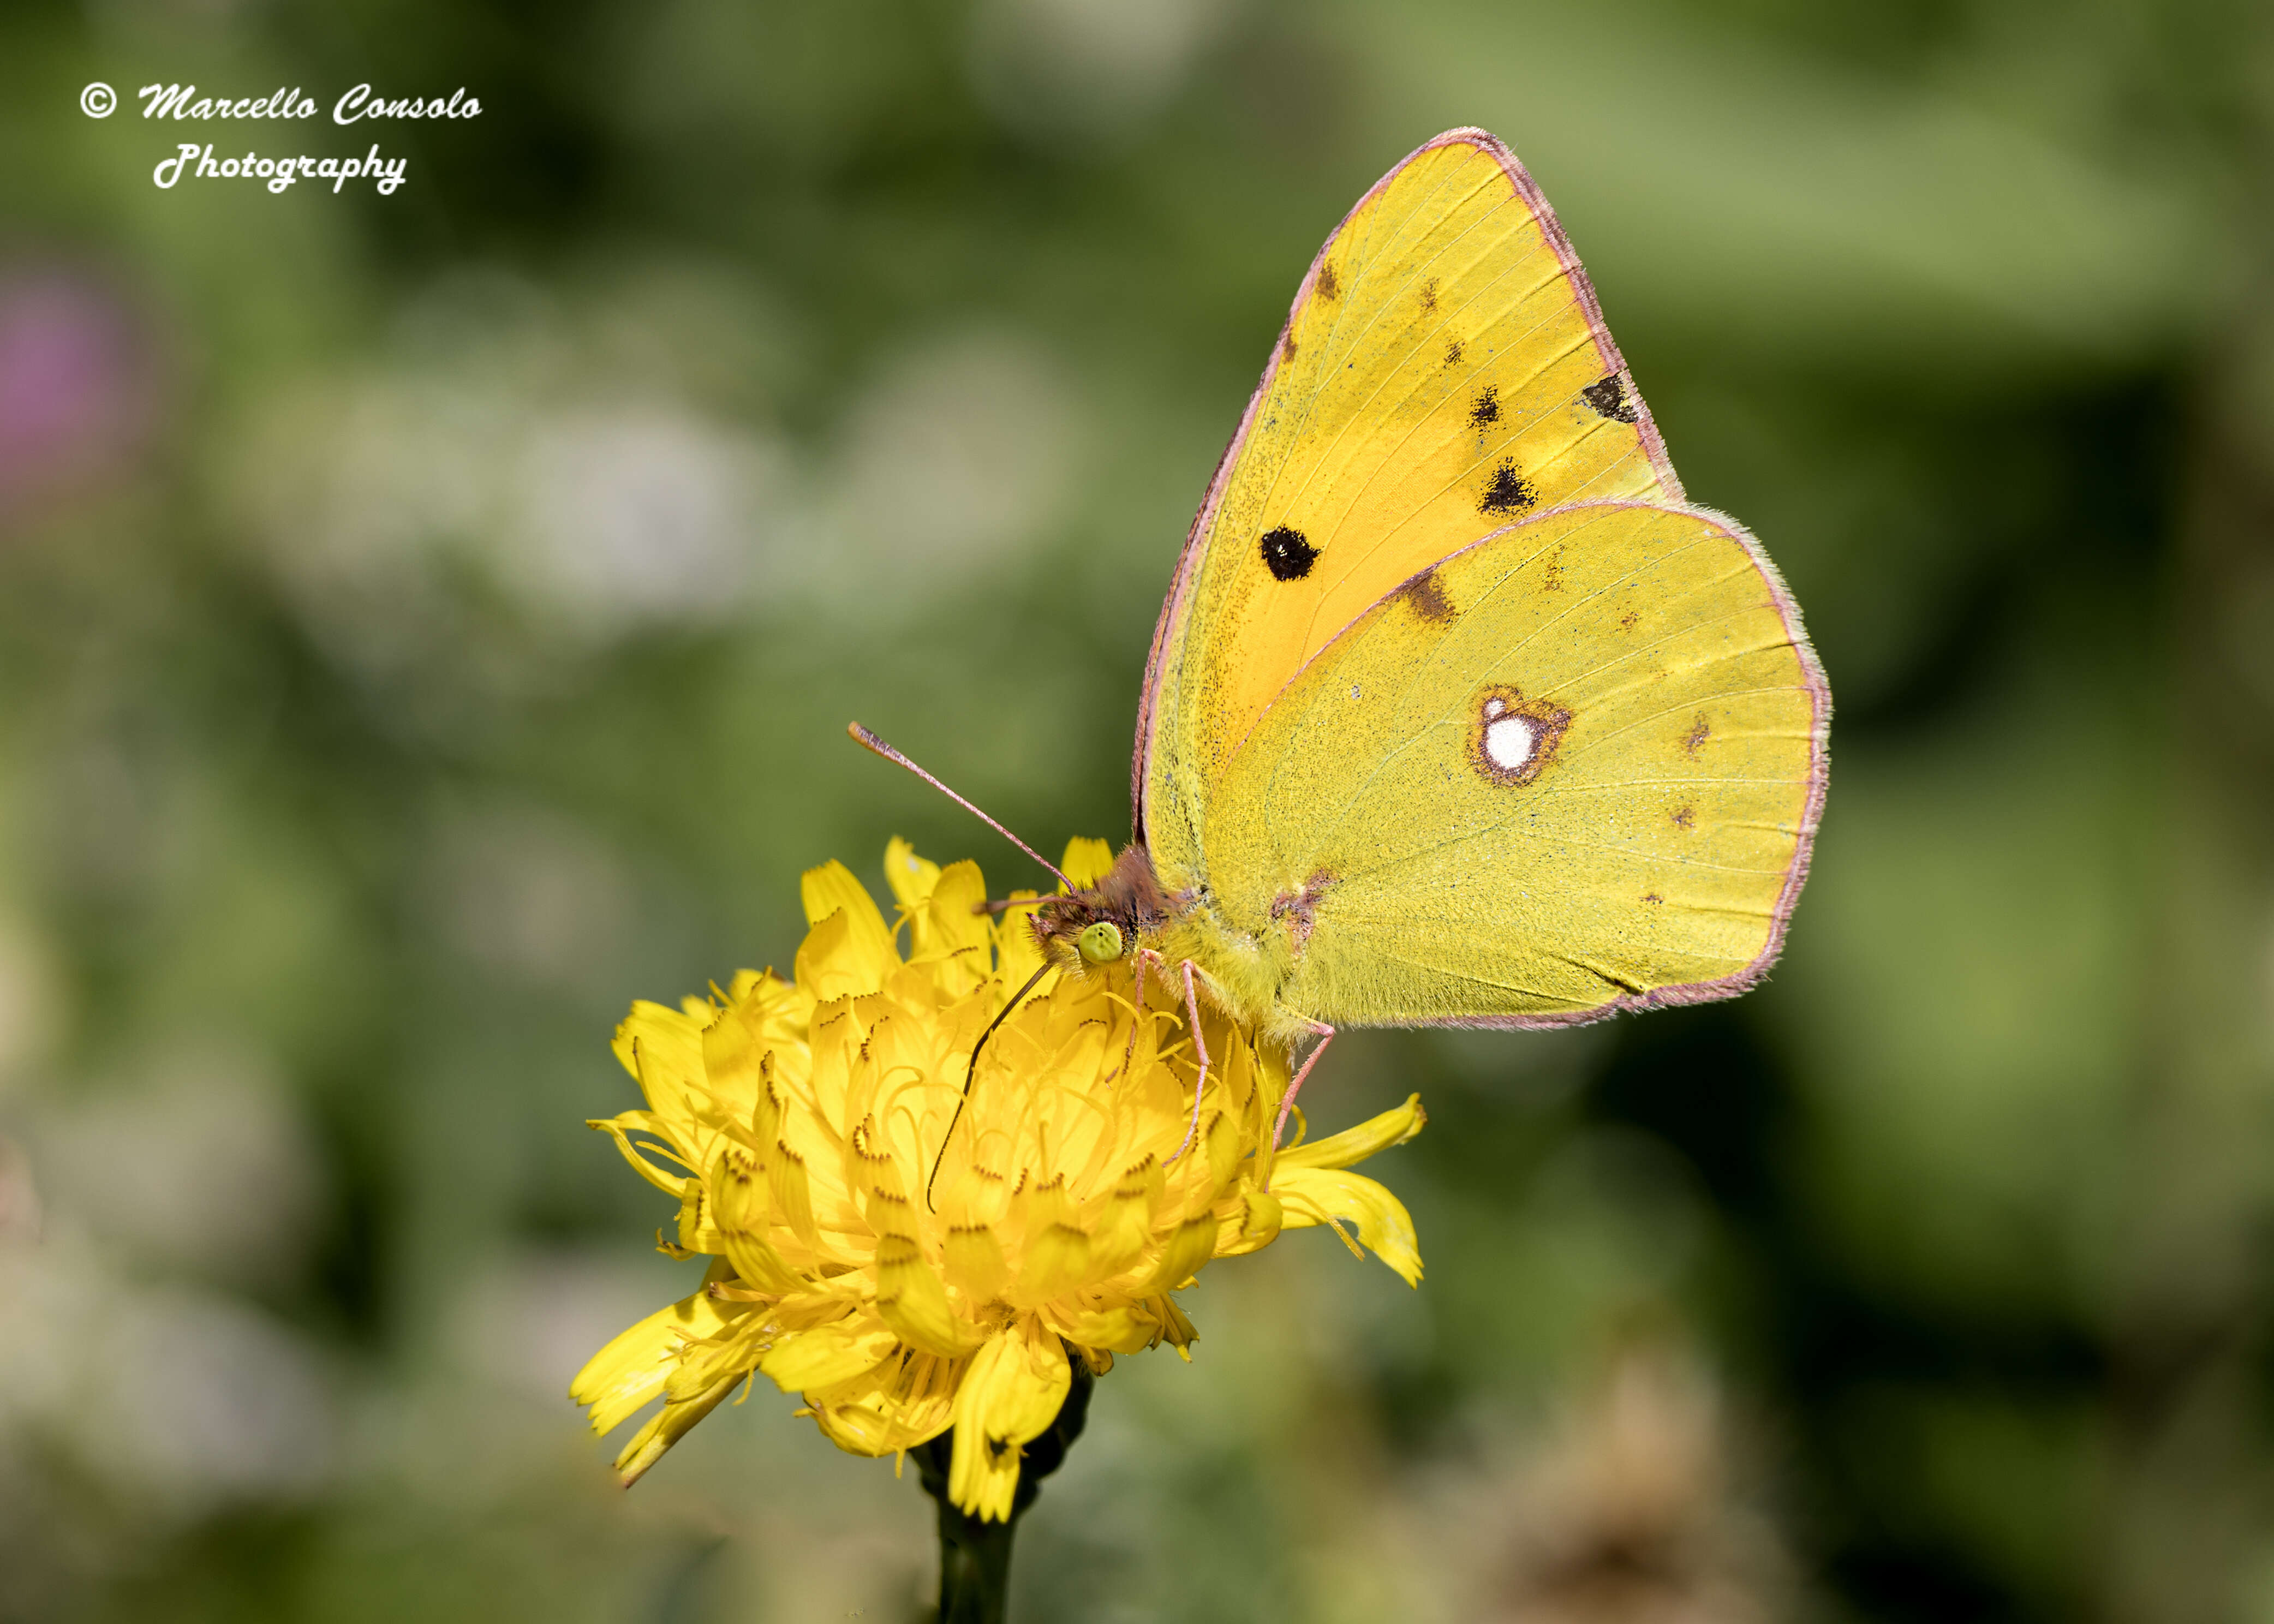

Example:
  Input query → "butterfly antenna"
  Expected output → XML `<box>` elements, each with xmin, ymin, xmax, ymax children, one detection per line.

<box><xmin>847</xmin><ymin>723</ymin><xmax>1074</xmax><ymax>892</ymax></box>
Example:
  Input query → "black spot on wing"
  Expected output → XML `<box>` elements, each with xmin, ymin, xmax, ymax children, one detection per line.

<box><xmin>1581</xmin><ymin>373</ymin><xmax>1638</xmax><ymax>423</ymax></box>
<box><xmin>1260</xmin><ymin>526</ymin><xmax>1318</xmax><ymax>581</ymax></box>
<box><xmin>1478</xmin><ymin>459</ymin><xmax>1536</xmax><ymax>516</ymax></box>
<box><xmin>1467</xmin><ymin>384</ymin><xmax>1500</xmax><ymax>431</ymax></box>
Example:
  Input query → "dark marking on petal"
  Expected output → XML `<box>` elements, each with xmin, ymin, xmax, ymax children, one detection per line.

<box><xmin>1467</xmin><ymin>384</ymin><xmax>1501</xmax><ymax>430</ymax></box>
<box><xmin>1682</xmin><ymin>715</ymin><xmax>1711</xmax><ymax>756</ymax></box>
<box><xmin>1479</xmin><ymin>459</ymin><xmax>1535</xmax><ymax>516</ymax></box>
<box><xmin>1269</xmin><ymin>869</ymin><xmax>1338</xmax><ymax>956</ymax></box>
<box><xmin>1316</xmin><ymin>262</ymin><xmax>1341</xmax><ymax>301</ymax></box>
<box><xmin>1397</xmin><ymin>566</ymin><xmax>1455</xmax><ymax>623</ymax></box>
<box><xmin>1672</xmin><ymin>805</ymin><xmax>1694</xmax><ymax>830</ymax></box>
<box><xmin>1419</xmin><ymin>278</ymin><xmax>1439</xmax><ymax>312</ymax></box>
<box><xmin>1260</xmin><ymin>524</ymin><xmax>1318</xmax><ymax>581</ymax></box>
<box><xmin>1581</xmin><ymin>373</ymin><xmax>1638</xmax><ymax>422</ymax></box>
<box><xmin>1467</xmin><ymin>685</ymin><xmax>1572</xmax><ymax>788</ymax></box>
<box><xmin>1444</xmin><ymin>337</ymin><xmax>1464</xmax><ymax>367</ymax></box>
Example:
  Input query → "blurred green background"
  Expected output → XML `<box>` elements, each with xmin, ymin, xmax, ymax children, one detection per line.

<box><xmin>1</xmin><ymin>0</ymin><xmax>2269</xmax><ymax>1619</ymax></box>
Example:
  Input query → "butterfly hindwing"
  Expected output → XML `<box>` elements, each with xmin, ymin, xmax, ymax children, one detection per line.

<box><xmin>1203</xmin><ymin>501</ymin><xmax>1827</xmax><ymax>1024</ymax></box>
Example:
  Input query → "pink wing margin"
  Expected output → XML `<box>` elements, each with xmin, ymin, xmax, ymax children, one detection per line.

<box><xmin>1130</xmin><ymin>126</ymin><xmax>1687</xmax><ymax>841</ymax></box>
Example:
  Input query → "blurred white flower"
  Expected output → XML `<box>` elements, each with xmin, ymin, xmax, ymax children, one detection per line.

<box><xmin>449</xmin><ymin>1248</ymin><xmax>674</xmax><ymax>1410</ymax></box>
<box><xmin>0</xmin><ymin>1233</ymin><xmax>335</xmax><ymax>1520</ymax></box>
<box><xmin>235</xmin><ymin>273</ymin><xmax>794</xmax><ymax>695</ymax></box>
<box><xmin>0</xmin><ymin>1138</ymin><xmax>38</xmax><ymax>1245</ymax></box>
<box><xmin>238</xmin><ymin>280</ymin><xmax>1084</xmax><ymax>697</ymax></box>
<box><xmin>0</xmin><ymin>917</ymin><xmax>61</xmax><ymax>1098</ymax></box>
<box><xmin>502</xmin><ymin>402</ymin><xmax>778</xmax><ymax>634</ymax></box>
<box><xmin>969</xmin><ymin>0</ymin><xmax>1230</xmax><ymax>141</ymax></box>
<box><xmin>420</xmin><ymin>801</ymin><xmax>642</xmax><ymax>998</ymax></box>
<box><xmin>29</xmin><ymin>1043</ymin><xmax>324</xmax><ymax>1291</ymax></box>
<box><xmin>246</xmin><ymin>371</ymin><xmax>790</xmax><ymax>673</ymax></box>
<box><xmin>808</xmin><ymin>326</ymin><xmax>1083</xmax><ymax>609</ymax></box>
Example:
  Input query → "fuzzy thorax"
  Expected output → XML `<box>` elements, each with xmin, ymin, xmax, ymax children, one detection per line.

<box><xmin>1031</xmin><ymin>844</ymin><xmax>1308</xmax><ymax>1049</ymax></box>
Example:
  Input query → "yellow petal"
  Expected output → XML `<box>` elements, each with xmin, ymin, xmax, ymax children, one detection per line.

<box><xmin>723</xmin><ymin>967</ymin><xmax>769</xmax><ymax>1001</ymax></box>
<box><xmin>611</xmin><ymin>1001</ymin><xmax>706</xmax><ymax>1109</ymax></box>
<box><xmin>993</xmin><ymin>893</ymin><xmax>1046</xmax><ymax>987</ymax></box>
<box><xmin>1204</xmin><ymin>1107</ymin><xmax>1241</xmax><ymax>1188</ymax></box>
<box><xmin>769</xmin><ymin>1145</ymin><xmax>819</xmax><ymax>1253</ymax></box>
<box><xmin>1149</xmin><ymin>1293</ymin><xmax>1198</xmax><ymax>1354</ymax></box>
<box><xmin>709</xmin><ymin>1154</ymin><xmax>806</xmax><ymax>1295</ymax></box>
<box><xmin>800</xmin><ymin>860</ymin><xmax>896</xmax><ymax>986</ymax></box>
<box><xmin>570</xmin><ymin>1283</ymin><xmax>741</xmax><ymax>1436</ymax></box>
<box><xmin>795</xmin><ymin>911</ymin><xmax>866</xmax><ymax>1004</ymax></box>
<box><xmin>876</xmin><ymin>1234</ymin><xmax>987</xmax><ymax>1358</ymax></box>
<box><xmin>942</xmin><ymin>1223</ymin><xmax>1011</xmax><ymax>1302</ymax></box>
<box><xmin>613</xmin><ymin>1366</ymin><xmax>747</xmax><ymax>1486</ymax></box>
<box><xmin>1058</xmin><ymin>837</ymin><xmax>1115</xmax><ymax>888</ymax></box>
<box><xmin>1214</xmin><ymin>1180</ymin><xmax>1284</xmax><ymax>1258</ymax></box>
<box><xmin>809</xmin><ymin>1346</ymin><xmax>960</xmax><ymax>1457</ymax></box>
<box><xmin>1013</xmin><ymin>1222</ymin><xmax>1091</xmax><ymax>1305</ymax></box>
<box><xmin>761</xmin><ymin>1312</ymin><xmax>899</xmax><ymax>1394</ymax></box>
<box><xmin>851</xmin><ymin>1115</ymin><xmax>919</xmax><ymax>1239</ymax></box>
<box><xmin>587</xmin><ymin>1114</ymin><xmax>693</xmax><ymax>1198</ymax></box>
<box><xmin>699</xmin><ymin>996</ymin><xmax>769</xmax><ymax>1125</ymax></box>
<box><xmin>1275</xmin><ymin>1093</ymin><xmax>1427</xmax><ymax>1173</ymax></box>
<box><xmin>1272</xmin><ymin>1167</ymin><xmax>1424</xmax><ymax>1286</ymax></box>
<box><xmin>1043</xmin><ymin>1300</ymin><xmax>1151</xmax><ymax>1354</ymax></box>
<box><xmin>948</xmin><ymin>1320</ymin><xmax>1071</xmax><ymax>1522</ymax></box>
<box><xmin>914</xmin><ymin>860</ymin><xmax>992</xmax><ymax>993</ymax></box>
<box><xmin>884</xmin><ymin>837</ymin><xmax>941</xmax><ymax>909</ymax></box>
<box><xmin>1085</xmin><ymin>1182</ymin><xmax>1151</xmax><ymax>1279</ymax></box>
<box><xmin>1137</xmin><ymin>1213</ymin><xmax>1217</xmax><ymax>1294</ymax></box>
<box><xmin>664</xmin><ymin>1313</ymin><xmax>768</xmax><ymax>1401</ymax></box>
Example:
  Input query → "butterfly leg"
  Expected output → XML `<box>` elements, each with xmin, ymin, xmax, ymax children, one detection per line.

<box><xmin>1268</xmin><ymin>1021</ymin><xmax>1336</xmax><ymax>1166</ymax></box>
<box><xmin>1162</xmin><ymin>959</ymin><xmax>1211</xmax><ymax>1166</ymax></box>
<box><xmin>1106</xmin><ymin>947</ymin><xmax>1163</xmax><ymax>1086</ymax></box>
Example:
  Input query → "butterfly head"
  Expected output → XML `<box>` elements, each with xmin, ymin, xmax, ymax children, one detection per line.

<box><xmin>1030</xmin><ymin>892</ymin><xmax>1135</xmax><ymax>972</ymax></box>
<box><xmin>1028</xmin><ymin>844</ymin><xmax>1171</xmax><ymax>975</ymax></box>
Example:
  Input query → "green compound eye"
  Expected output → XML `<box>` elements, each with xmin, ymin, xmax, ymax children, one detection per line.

<box><xmin>1076</xmin><ymin>921</ymin><xmax>1125</xmax><ymax>964</ymax></box>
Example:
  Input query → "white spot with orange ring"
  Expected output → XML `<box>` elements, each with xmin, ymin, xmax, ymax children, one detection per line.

<box><xmin>1484</xmin><ymin>713</ymin><xmax>1535</xmax><ymax>773</ymax></box>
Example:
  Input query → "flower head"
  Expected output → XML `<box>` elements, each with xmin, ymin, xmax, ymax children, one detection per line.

<box><xmin>572</xmin><ymin>838</ymin><xmax>1425</xmax><ymax>1519</ymax></box>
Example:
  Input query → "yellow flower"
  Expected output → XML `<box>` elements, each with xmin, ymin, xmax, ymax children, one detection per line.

<box><xmin>571</xmin><ymin>837</ymin><xmax>1426</xmax><ymax>1520</ymax></box>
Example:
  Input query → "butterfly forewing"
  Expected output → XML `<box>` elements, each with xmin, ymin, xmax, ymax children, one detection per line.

<box><xmin>1142</xmin><ymin>129</ymin><xmax>1683</xmax><ymax>879</ymax></box>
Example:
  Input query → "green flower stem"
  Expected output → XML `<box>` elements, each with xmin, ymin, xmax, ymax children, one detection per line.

<box><xmin>916</xmin><ymin>1363</ymin><xmax>1095</xmax><ymax>1624</ymax></box>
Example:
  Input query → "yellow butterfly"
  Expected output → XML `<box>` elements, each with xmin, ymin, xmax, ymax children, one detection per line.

<box><xmin>861</xmin><ymin>127</ymin><xmax>1827</xmax><ymax>1155</ymax></box>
